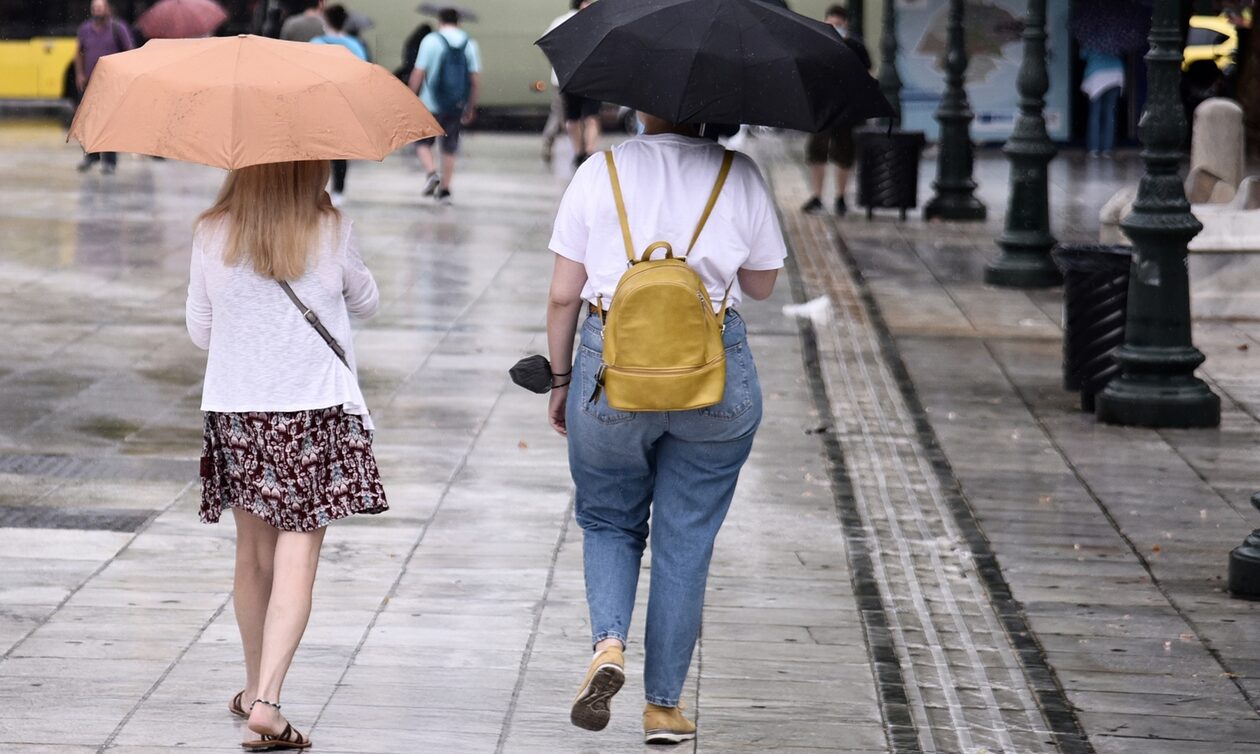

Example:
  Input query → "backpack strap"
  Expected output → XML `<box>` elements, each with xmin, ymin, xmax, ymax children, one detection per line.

<box><xmin>686</xmin><ymin>150</ymin><xmax>735</xmax><ymax>254</ymax></box>
<box><xmin>604</xmin><ymin>150</ymin><xmax>636</xmax><ymax>264</ymax></box>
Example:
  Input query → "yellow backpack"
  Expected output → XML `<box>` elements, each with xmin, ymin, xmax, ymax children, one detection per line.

<box><xmin>593</xmin><ymin>148</ymin><xmax>735</xmax><ymax>412</ymax></box>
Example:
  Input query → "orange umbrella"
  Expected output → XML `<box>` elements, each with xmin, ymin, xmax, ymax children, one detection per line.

<box><xmin>136</xmin><ymin>0</ymin><xmax>228</xmax><ymax>39</ymax></box>
<box><xmin>68</xmin><ymin>35</ymin><xmax>443</xmax><ymax>169</ymax></box>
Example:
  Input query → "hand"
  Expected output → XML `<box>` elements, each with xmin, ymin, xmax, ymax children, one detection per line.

<box><xmin>548</xmin><ymin>384</ymin><xmax>569</xmax><ymax>436</ymax></box>
<box><xmin>76</xmin><ymin>74</ymin><xmax>86</xmax><ymax>93</ymax></box>
<box><xmin>462</xmin><ymin>106</ymin><xmax>477</xmax><ymax>126</ymax></box>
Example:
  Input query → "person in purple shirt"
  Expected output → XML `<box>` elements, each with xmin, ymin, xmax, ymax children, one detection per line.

<box><xmin>75</xmin><ymin>0</ymin><xmax>135</xmax><ymax>175</ymax></box>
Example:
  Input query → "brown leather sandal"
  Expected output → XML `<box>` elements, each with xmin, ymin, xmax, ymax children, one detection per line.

<box><xmin>241</xmin><ymin>722</ymin><xmax>311</xmax><ymax>751</ymax></box>
<box><xmin>229</xmin><ymin>690</ymin><xmax>248</xmax><ymax>719</ymax></box>
<box><xmin>241</xmin><ymin>699</ymin><xmax>311</xmax><ymax>751</ymax></box>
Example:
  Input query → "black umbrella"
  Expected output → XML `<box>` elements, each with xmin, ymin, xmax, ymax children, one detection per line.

<box><xmin>417</xmin><ymin>3</ymin><xmax>479</xmax><ymax>23</ymax></box>
<box><xmin>536</xmin><ymin>0</ymin><xmax>892</xmax><ymax>130</ymax></box>
<box><xmin>1070</xmin><ymin>0</ymin><xmax>1151</xmax><ymax>55</ymax></box>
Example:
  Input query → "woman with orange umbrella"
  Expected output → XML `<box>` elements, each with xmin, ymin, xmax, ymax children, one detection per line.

<box><xmin>70</xmin><ymin>35</ymin><xmax>441</xmax><ymax>751</ymax></box>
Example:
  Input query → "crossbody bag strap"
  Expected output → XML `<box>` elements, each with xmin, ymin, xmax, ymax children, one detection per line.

<box><xmin>277</xmin><ymin>281</ymin><xmax>350</xmax><ymax>369</ymax></box>
<box><xmin>604</xmin><ymin>150</ymin><xmax>636</xmax><ymax>263</ymax></box>
<box><xmin>686</xmin><ymin>150</ymin><xmax>735</xmax><ymax>254</ymax></box>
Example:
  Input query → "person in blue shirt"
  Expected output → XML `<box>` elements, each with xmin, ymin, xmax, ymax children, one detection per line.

<box><xmin>312</xmin><ymin>5</ymin><xmax>367</xmax><ymax>206</ymax></box>
<box><xmin>1080</xmin><ymin>46</ymin><xmax>1124</xmax><ymax>158</ymax></box>
<box><xmin>408</xmin><ymin>8</ymin><xmax>482</xmax><ymax>205</ymax></box>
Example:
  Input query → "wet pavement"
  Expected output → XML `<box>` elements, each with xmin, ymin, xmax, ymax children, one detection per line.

<box><xmin>3</xmin><ymin>118</ymin><xmax>1260</xmax><ymax>754</ymax></box>
<box><xmin>0</xmin><ymin>123</ymin><xmax>882</xmax><ymax>753</ymax></box>
<box><xmin>757</xmin><ymin>136</ymin><xmax>1260</xmax><ymax>754</ymax></box>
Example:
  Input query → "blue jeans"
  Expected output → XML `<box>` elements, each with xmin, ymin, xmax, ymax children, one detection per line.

<box><xmin>1088</xmin><ymin>87</ymin><xmax>1121</xmax><ymax>153</ymax></box>
<box><xmin>565</xmin><ymin>311</ymin><xmax>762</xmax><ymax>707</ymax></box>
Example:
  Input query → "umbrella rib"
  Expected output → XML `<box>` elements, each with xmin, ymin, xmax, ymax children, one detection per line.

<box><xmin>328</xmin><ymin>81</ymin><xmax>385</xmax><ymax>159</ymax></box>
<box><xmin>248</xmin><ymin>41</ymin><xmax>377</xmax><ymax>162</ymax></box>
<box><xmin>231</xmin><ymin>38</ymin><xmax>244</xmax><ymax>168</ymax></box>
<box><xmin>677</xmin><ymin>10</ymin><xmax>723</xmax><ymax>123</ymax></box>
<box><xmin>77</xmin><ymin>41</ymin><xmax>227</xmax><ymax>156</ymax></box>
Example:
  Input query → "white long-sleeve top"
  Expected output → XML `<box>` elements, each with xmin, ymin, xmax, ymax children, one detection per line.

<box><xmin>185</xmin><ymin>214</ymin><xmax>379</xmax><ymax>429</ymax></box>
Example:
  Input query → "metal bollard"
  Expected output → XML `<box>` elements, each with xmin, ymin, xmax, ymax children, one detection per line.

<box><xmin>1228</xmin><ymin>493</ymin><xmax>1260</xmax><ymax>599</ymax></box>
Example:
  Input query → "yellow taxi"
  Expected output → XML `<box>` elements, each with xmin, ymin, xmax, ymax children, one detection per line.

<box><xmin>1184</xmin><ymin>15</ymin><xmax>1239</xmax><ymax>72</ymax></box>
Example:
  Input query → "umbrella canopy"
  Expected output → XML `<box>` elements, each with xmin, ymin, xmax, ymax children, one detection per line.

<box><xmin>1070</xmin><ymin>0</ymin><xmax>1151</xmax><ymax>55</ymax></box>
<box><xmin>68</xmin><ymin>35</ymin><xmax>443</xmax><ymax>169</ymax></box>
<box><xmin>417</xmin><ymin>3</ymin><xmax>479</xmax><ymax>23</ymax></box>
<box><xmin>345</xmin><ymin>11</ymin><xmax>375</xmax><ymax>35</ymax></box>
<box><xmin>537</xmin><ymin>0</ymin><xmax>892</xmax><ymax>131</ymax></box>
<box><xmin>136</xmin><ymin>0</ymin><xmax>228</xmax><ymax>40</ymax></box>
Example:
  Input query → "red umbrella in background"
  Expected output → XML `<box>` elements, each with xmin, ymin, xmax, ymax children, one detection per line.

<box><xmin>137</xmin><ymin>0</ymin><xmax>229</xmax><ymax>40</ymax></box>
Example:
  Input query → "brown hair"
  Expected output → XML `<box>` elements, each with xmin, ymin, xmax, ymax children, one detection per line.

<box><xmin>198</xmin><ymin>161</ymin><xmax>335</xmax><ymax>281</ymax></box>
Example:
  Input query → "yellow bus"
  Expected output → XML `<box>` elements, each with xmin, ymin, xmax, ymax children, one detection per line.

<box><xmin>2</xmin><ymin>0</ymin><xmax>841</xmax><ymax>112</ymax></box>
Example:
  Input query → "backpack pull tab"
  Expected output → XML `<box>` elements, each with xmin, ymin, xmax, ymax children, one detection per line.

<box><xmin>639</xmin><ymin>241</ymin><xmax>674</xmax><ymax>263</ymax></box>
<box><xmin>588</xmin><ymin>364</ymin><xmax>606</xmax><ymax>404</ymax></box>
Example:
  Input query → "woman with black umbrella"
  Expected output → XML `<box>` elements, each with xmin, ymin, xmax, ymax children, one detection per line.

<box><xmin>545</xmin><ymin>109</ymin><xmax>786</xmax><ymax>745</ymax></box>
<box><xmin>538</xmin><ymin>0</ymin><xmax>890</xmax><ymax>743</ymax></box>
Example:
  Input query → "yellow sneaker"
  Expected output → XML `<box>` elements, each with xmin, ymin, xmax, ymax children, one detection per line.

<box><xmin>643</xmin><ymin>702</ymin><xmax>696</xmax><ymax>745</ymax></box>
<box><xmin>570</xmin><ymin>647</ymin><xmax>625</xmax><ymax>731</ymax></box>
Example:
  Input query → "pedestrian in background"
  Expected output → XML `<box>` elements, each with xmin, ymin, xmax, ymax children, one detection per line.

<box><xmin>312</xmin><ymin>4</ymin><xmax>368</xmax><ymax>207</ymax></box>
<box><xmin>544</xmin><ymin>112</ymin><xmax>786</xmax><ymax>744</ymax></box>
<box><xmin>280</xmin><ymin>0</ymin><xmax>326</xmax><ymax>42</ymax></box>
<box><xmin>561</xmin><ymin>0</ymin><xmax>600</xmax><ymax>169</ymax></box>
<box><xmin>395</xmin><ymin>22</ymin><xmax>433</xmax><ymax>83</ymax></box>
<box><xmin>187</xmin><ymin>159</ymin><xmax>387</xmax><ymax>751</ymax></box>
<box><xmin>801</xmin><ymin>5</ymin><xmax>869</xmax><ymax>215</ymax></box>
<box><xmin>75</xmin><ymin>0</ymin><xmax>134</xmax><ymax>175</ymax></box>
<box><xmin>409</xmin><ymin>8</ymin><xmax>481</xmax><ymax>205</ymax></box>
<box><xmin>1082</xmin><ymin>45</ymin><xmax>1124</xmax><ymax>158</ymax></box>
<box><xmin>541</xmin><ymin>1</ymin><xmax>581</xmax><ymax>165</ymax></box>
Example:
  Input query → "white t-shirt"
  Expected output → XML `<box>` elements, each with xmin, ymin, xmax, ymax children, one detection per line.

<box><xmin>549</xmin><ymin>134</ymin><xmax>788</xmax><ymax>311</ymax></box>
<box><xmin>185</xmin><ymin>214</ymin><xmax>379</xmax><ymax>429</ymax></box>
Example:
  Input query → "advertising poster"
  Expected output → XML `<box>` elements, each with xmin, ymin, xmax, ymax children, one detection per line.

<box><xmin>895</xmin><ymin>0</ymin><xmax>1073</xmax><ymax>143</ymax></box>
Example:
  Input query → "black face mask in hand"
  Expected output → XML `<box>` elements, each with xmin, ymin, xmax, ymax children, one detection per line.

<box><xmin>509</xmin><ymin>354</ymin><xmax>556</xmax><ymax>394</ymax></box>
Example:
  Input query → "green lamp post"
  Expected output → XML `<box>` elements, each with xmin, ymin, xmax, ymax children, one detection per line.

<box><xmin>985</xmin><ymin>0</ymin><xmax>1060</xmax><ymax>287</ymax></box>
<box><xmin>1095</xmin><ymin>0</ymin><xmax>1219</xmax><ymax>428</ymax></box>
<box><xmin>878</xmin><ymin>0</ymin><xmax>902</xmax><ymax>123</ymax></box>
<box><xmin>924</xmin><ymin>0</ymin><xmax>986</xmax><ymax>221</ymax></box>
<box><xmin>849</xmin><ymin>0</ymin><xmax>863</xmax><ymax>42</ymax></box>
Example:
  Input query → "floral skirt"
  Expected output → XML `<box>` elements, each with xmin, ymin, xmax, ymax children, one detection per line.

<box><xmin>200</xmin><ymin>407</ymin><xmax>388</xmax><ymax>532</ymax></box>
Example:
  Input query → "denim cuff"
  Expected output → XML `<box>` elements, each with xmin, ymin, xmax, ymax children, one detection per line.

<box><xmin>591</xmin><ymin>630</ymin><xmax>627</xmax><ymax>649</ymax></box>
<box><xmin>645</xmin><ymin>693</ymin><xmax>679</xmax><ymax>707</ymax></box>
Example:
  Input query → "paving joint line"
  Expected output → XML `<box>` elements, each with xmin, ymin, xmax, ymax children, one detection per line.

<box><xmin>981</xmin><ymin>338</ymin><xmax>1260</xmax><ymax>722</ymax></box>
<box><xmin>0</xmin><ymin>480</ymin><xmax>196</xmax><ymax>663</ymax></box>
<box><xmin>313</xmin><ymin>236</ymin><xmax>540</xmax><ymax>727</ymax></box>
<box><xmin>309</xmin><ymin>380</ymin><xmax>511</xmax><ymax>732</ymax></box>
<box><xmin>98</xmin><ymin>596</ymin><xmax>233</xmax><ymax>752</ymax></box>
<box><xmin>494</xmin><ymin>493</ymin><xmax>575</xmax><ymax>754</ymax></box>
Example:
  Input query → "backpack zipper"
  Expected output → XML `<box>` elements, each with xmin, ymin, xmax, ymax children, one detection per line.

<box><xmin>604</xmin><ymin>353</ymin><xmax>725</xmax><ymax>377</ymax></box>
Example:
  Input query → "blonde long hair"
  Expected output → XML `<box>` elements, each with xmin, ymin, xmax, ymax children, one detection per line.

<box><xmin>198</xmin><ymin>161</ymin><xmax>336</xmax><ymax>281</ymax></box>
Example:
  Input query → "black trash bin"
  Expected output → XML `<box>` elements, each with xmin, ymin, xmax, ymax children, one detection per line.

<box><xmin>854</xmin><ymin>127</ymin><xmax>926</xmax><ymax>221</ymax></box>
<box><xmin>1050</xmin><ymin>244</ymin><xmax>1133</xmax><ymax>413</ymax></box>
